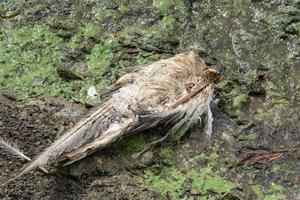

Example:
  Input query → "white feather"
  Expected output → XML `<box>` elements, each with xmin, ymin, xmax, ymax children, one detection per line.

<box><xmin>0</xmin><ymin>137</ymin><xmax>48</xmax><ymax>173</ymax></box>
<box><xmin>0</xmin><ymin>137</ymin><xmax>30</xmax><ymax>161</ymax></box>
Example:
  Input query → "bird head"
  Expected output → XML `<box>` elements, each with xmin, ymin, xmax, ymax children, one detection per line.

<box><xmin>203</xmin><ymin>68</ymin><xmax>220</xmax><ymax>83</ymax></box>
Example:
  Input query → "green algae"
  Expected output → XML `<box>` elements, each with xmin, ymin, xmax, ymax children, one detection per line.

<box><xmin>158</xmin><ymin>147</ymin><xmax>173</xmax><ymax>165</ymax></box>
<box><xmin>120</xmin><ymin>25</ymin><xmax>180</xmax><ymax>53</ymax></box>
<box><xmin>254</xmin><ymin>104</ymin><xmax>291</xmax><ymax>126</ymax></box>
<box><xmin>232</xmin><ymin>94</ymin><xmax>249</xmax><ymax>109</ymax></box>
<box><xmin>68</xmin><ymin>21</ymin><xmax>102</xmax><ymax>53</ymax></box>
<box><xmin>252</xmin><ymin>183</ymin><xmax>286</xmax><ymax>200</ymax></box>
<box><xmin>153</xmin><ymin>0</ymin><xmax>174</xmax><ymax>11</ymax></box>
<box><xmin>114</xmin><ymin>134</ymin><xmax>146</xmax><ymax>154</ymax></box>
<box><xmin>0</xmin><ymin>25</ymin><xmax>63</xmax><ymax>98</ymax></box>
<box><xmin>140</xmin><ymin>166</ymin><xmax>236</xmax><ymax>199</ymax></box>
<box><xmin>265</xmin><ymin>183</ymin><xmax>286</xmax><ymax>200</ymax></box>
<box><xmin>188</xmin><ymin>168</ymin><xmax>235</xmax><ymax>195</ymax></box>
<box><xmin>0</xmin><ymin>23</ymin><xmax>120</xmax><ymax>104</ymax></box>
<box><xmin>82</xmin><ymin>22</ymin><xmax>101</xmax><ymax>38</ymax></box>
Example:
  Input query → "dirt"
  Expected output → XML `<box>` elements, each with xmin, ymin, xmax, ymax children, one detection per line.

<box><xmin>0</xmin><ymin>97</ymin><xmax>160</xmax><ymax>200</ymax></box>
<box><xmin>0</xmin><ymin>97</ymin><xmax>84</xmax><ymax>200</ymax></box>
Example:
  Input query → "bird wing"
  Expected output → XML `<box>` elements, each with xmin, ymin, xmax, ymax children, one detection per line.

<box><xmin>15</xmin><ymin>99</ymin><xmax>136</xmax><ymax>178</ymax></box>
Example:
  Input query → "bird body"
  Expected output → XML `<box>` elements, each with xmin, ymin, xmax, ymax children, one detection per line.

<box><xmin>16</xmin><ymin>52</ymin><xmax>219</xmax><ymax>178</ymax></box>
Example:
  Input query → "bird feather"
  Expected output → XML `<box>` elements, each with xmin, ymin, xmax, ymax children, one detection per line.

<box><xmin>0</xmin><ymin>137</ymin><xmax>48</xmax><ymax>174</ymax></box>
<box><xmin>15</xmin><ymin>100</ymin><xmax>118</xmax><ymax>178</ymax></box>
<box><xmin>0</xmin><ymin>137</ymin><xmax>31</xmax><ymax>161</ymax></box>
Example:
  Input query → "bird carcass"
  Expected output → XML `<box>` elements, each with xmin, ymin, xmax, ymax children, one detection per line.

<box><xmin>15</xmin><ymin>51</ymin><xmax>220</xmax><ymax>178</ymax></box>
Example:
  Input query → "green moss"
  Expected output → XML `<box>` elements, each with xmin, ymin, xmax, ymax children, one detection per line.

<box><xmin>82</xmin><ymin>22</ymin><xmax>101</xmax><ymax>38</ymax></box>
<box><xmin>153</xmin><ymin>0</ymin><xmax>174</xmax><ymax>11</ymax></box>
<box><xmin>252</xmin><ymin>183</ymin><xmax>286</xmax><ymax>200</ymax></box>
<box><xmin>170</xmin><ymin>125</ymin><xmax>187</xmax><ymax>142</ymax></box>
<box><xmin>87</xmin><ymin>38</ymin><xmax>118</xmax><ymax>75</ymax></box>
<box><xmin>0</xmin><ymin>25</ymin><xmax>63</xmax><ymax>98</ymax></box>
<box><xmin>253</xmin><ymin>104</ymin><xmax>292</xmax><ymax>126</ymax></box>
<box><xmin>232</xmin><ymin>94</ymin><xmax>249</xmax><ymax>109</ymax></box>
<box><xmin>159</xmin><ymin>147</ymin><xmax>173</xmax><ymax>159</ymax></box>
<box><xmin>265</xmin><ymin>183</ymin><xmax>286</xmax><ymax>200</ymax></box>
<box><xmin>189</xmin><ymin>168</ymin><xmax>235</xmax><ymax>194</ymax></box>
<box><xmin>196</xmin><ymin>151</ymin><xmax>220</xmax><ymax>165</ymax></box>
<box><xmin>252</xmin><ymin>185</ymin><xmax>264</xmax><ymax>199</ymax></box>
<box><xmin>0</xmin><ymin>24</ymin><xmax>121</xmax><ymax>104</ymax></box>
<box><xmin>68</xmin><ymin>33</ymin><xmax>84</xmax><ymax>52</ymax></box>
<box><xmin>118</xmin><ymin>3</ymin><xmax>129</xmax><ymax>14</ymax></box>
<box><xmin>141</xmin><ymin>167</ymin><xmax>185</xmax><ymax>198</ymax></box>
<box><xmin>67</xmin><ymin>22</ymin><xmax>101</xmax><ymax>53</ymax></box>
<box><xmin>140</xmin><ymin>166</ymin><xmax>235</xmax><ymax>199</ymax></box>
<box><xmin>48</xmin><ymin>19</ymin><xmax>78</xmax><ymax>31</ymax></box>
<box><xmin>133</xmin><ymin>52</ymin><xmax>168</xmax><ymax>66</ymax></box>
<box><xmin>240</xmin><ymin>132</ymin><xmax>258</xmax><ymax>141</ymax></box>
<box><xmin>120</xmin><ymin>25</ymin><xmax>179</xmax><ymax>52</ymax></box>
<box><xmin>114</xmin><ymin>134</ymin><xmax>146</xmax><ymax>154</ymax></box>
<box><xmin>181</xmin><ymin>143</ymin><xmax>191</xmax><ymax>149</ymax></box>
<box><xmin>158</xmin><ymin>147</ymin><xmax>173</xmax><ymax>164</ymax></box>
<box><xmin>265</xmin><ymin>81</ymin><xmax>284</xmax><ymax>98</ymax></box>
<box><xmin>160</xmin><ymin>16</ymin><xmax>177</xmax><ymax>30</ymax></box>
<box><xmin>140</xmin><ymin>146</ymin><xmax>235</xmax><ymax>198</ymax></box>
<box><xmin>247</xmin><ymin>133</ymin><xmax>258</xmax><ymax>140</ymax></box>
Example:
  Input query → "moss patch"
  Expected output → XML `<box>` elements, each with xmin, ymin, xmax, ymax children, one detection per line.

<box><xmin>153</xmin><ymin>0</ymin><xmax>175</xmax><ymax>11</ymax></box>
<box><xmin>0</xmin><ymin>25</ymin><xmax>63</xmax><ymax>98</ymax></box>
<box><xmin>114</xmin><ymin>134</ymin><xmax>146</xmax><ymax>154</ymax></box>
<box><xmin>252</xmin><ymin>183</ymin><xmax>286</xmax><ymax>200</ymax></box>
<box><xmin>140</xmin><ymin>166</ymin><xmax>236</xmax><ymax>199</ymax></box>
<box><xmin>0</xmin><ymin>22</ymin><xmax>122</xmax><ymax>104</ymax></box>
<box><xmin>188</xmin><ymin>168</ymin><xmax>235</xmax><ymax>195</ymax></box>
<box><xmin>232</xmin><ymin>94</ymin><xmax>249</xmax><ymax>109</ymax></box>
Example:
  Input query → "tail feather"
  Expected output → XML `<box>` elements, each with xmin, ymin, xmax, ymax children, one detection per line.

<box><xmin>60</xmin><ymin>117</ymin><xmax>135</xmax><ymax>166</ymax></box>
<box><xmin>15</xmin><ymin>100</ymin><xmax>125</xmax><ymax>178</ymax></box>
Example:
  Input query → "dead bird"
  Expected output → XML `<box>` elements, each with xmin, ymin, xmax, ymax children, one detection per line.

<box><xmin>14</xmin><ymin>51</ymin><xmax>220</xmax><ymax>178</ymax></box>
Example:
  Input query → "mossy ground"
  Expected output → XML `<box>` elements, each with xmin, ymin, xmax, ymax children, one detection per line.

<box><xmin>0</xmin><ymin>0</ymin><xmax>299</xmax><ymax>199</ymax></box>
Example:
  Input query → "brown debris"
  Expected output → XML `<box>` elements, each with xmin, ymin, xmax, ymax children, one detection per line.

<box><xmin>57</xmin><ymin>66</ymin><xmax>85</xmax><ymax>81</ymax></box>
<box><xmin>0</xmin><ymin>93</ymin><xmax>17</xmax><ymax>101</ymax></box>
<box><xmin>236</xmin><ymin>148</ymin><xmax>297</xmax><ymax>166</ymax></box>
<box><xmin>0</xmin><ymin>10</ymin><xmax>21</xmax><ymax>19</ymax></box>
